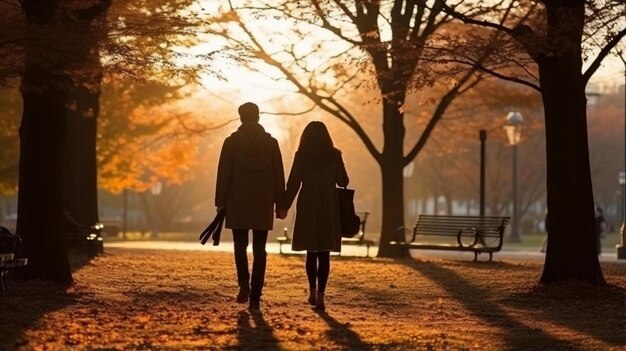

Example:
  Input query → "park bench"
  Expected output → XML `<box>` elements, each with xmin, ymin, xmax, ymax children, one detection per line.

<box><xmin>390</xmin><ymin>215</ymin><xmax>510</xmax><ymax>262</ymax></box>
<box><xmin>276</xmin><ymin>212</ymin><xmax>374</xmax><ymax>257</ymax></box>
<box><xmin>65</xmin><ymin>213</ymin><xmax>104</xmax><ymax>259</ymax></box>
<box><xmin>0</xmin><ymin>226</ymin><xmax>28</xmax><ymax>292</ymax></box>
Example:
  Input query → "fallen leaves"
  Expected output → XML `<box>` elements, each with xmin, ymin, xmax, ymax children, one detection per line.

<box><xmin>0</xmin><ymin>248</ymin><xmax>624</xmax><ymax>350</ymax></box>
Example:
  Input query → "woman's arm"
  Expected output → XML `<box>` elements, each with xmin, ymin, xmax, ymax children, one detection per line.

<box><xmin>336</xmin><ymin>150</ymin><xmax>349</xmax><ymax>187</ymax></box>
<box><xmin>282</xmin><ymin>152</ymin><xmax>303</xmax><ymax>210</ymax></box>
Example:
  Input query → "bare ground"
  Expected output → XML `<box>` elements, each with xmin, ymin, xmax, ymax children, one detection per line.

<box><xmin>1</xmin><ymin>248</ymin><xmax>625</xmax><ymax>350</ymax></box>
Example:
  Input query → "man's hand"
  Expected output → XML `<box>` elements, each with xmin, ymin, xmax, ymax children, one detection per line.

<box><xmin>275</xmin><ymin>209</ymin><xmax>288</xmax><ymax>219</ymax></box>
<box><xmin>216</xmin><ymin>206</ymin><xmax>225</xmax><ymax>212</ymax></box>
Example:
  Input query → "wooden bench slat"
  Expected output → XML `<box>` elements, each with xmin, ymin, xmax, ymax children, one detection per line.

<box><xmin>277</xmin><ymin>212</ymin><xmax>373</xmax><ymax>257</ymax></box>
<box><xmin>392</xmin><ymin>215</ymin><xmax>510</xmax><ymax>262</ymax></box>
<box><xmin>1</xmin><ymin>226</ymin><xmax>29</xmax><ymax>291</ymax></box>
<box><xmin>414</xmin><ymin>231</ymin><xmax>503</xmax><ymax>237</ymax></box>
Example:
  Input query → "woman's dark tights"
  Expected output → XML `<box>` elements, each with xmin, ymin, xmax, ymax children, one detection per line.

<box><xmin>305</xmin><ymin>251</ymin><xmax>330</xmax><ymax>293</ymax></box>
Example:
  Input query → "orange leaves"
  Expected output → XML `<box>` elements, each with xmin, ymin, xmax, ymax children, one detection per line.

<box><xmin>0</xmin><ymin>83</ymin><xmax>20</xmax><ymax>195</ymax></box>
<box><xmin>97</xmin><ymin>80</ymin><xmax>202</xmax><ymax>194</ymax></box>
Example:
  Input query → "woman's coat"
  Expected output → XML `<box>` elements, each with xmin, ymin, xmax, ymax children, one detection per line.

<box><xmin>283</xmin><ymin>149</ymin><xmax>349</xmax><ymax>252</ymax></box>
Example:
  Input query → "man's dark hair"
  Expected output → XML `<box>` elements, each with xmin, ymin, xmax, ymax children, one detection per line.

<box><xmin>238</xmin><ymin>102</ymin><xmax>260</xmax><ymax>123</ymax></box>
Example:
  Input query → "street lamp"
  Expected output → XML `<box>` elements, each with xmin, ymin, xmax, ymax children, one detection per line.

<box><xmin>504</xmin><ymin>111</ymin><xmax>523</xmax><ymax>242</ymax></box>
<box><xmin>618</xmin><ymin>51</ymin><xmax>626</xmax><ymax>259</ymax></box>
<box><xmin>150</xmin><ymin>181</ymin><xmax>162</xmax><ymax>238</ymax></box>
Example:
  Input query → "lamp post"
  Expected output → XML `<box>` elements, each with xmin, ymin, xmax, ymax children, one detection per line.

<box><xmin>618</xmin><ymin>51</ymin><xmax>626</xmax><ymax>259</ymax></box>
<box><xmin>150</xmin><ymin>181</ymin><xmax>162</xmax><ymax>238</ymax></box>
<box><xmin>122</xmin><ymin>188</ymin><xmax>128</xmax><ymax>239</ymax></box>
<box><xmin>479</xmin><ymin>129</ymin><xmax>487</xmax><ymax>216</ymax></box>
<box><xmin>504</xmin><ymin>112</ymin><xmax>523</xmax><ymax>242</ymax></box>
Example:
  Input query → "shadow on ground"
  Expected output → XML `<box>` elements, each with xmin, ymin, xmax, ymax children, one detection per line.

<box><xmin>314</xmin><ymin>309</ymin><xmax>373</xmax><ymax>350</ymax></box>
<box><xmin>0</xmin><ymin>282</ymin><xmax>78</xmax><ymax>349</ymax></box>
<box><xmin>0</xmin><ymin>248</ymin><xmax>98</xmax><ymax>348</ymax></box>
<box><xmin>402</xmin><ymin>259</ymin><xmax>580</xmax><ymax>351</ymax></box>
<box><xmin>234</xmin><ymin>311</ymin><xmax>281</xmax><ymax>351</ymax></box>
<box><xmin>504</xmin><ymin>282</ymin><xmax>626</xmax><ymax>347</ymax></box>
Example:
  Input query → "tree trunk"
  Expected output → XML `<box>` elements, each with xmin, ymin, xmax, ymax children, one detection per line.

<box><xmin>377</xmin><ymin>103</ymin><xmax>408</xmax><ymax>258</ymax></box>
<box><xmin>17</xmin><ymin>67</ymin><xmax>72</xmax><ymax>283</ymax></box>
<box><xmin>539</xmin><ymin>60</ymin><xmax>604</xmax><ymax>284</ymax></box>
<box><xmin>62</xmin><ymin>5</ymin><xmax>108</xmax><ymax>229</ymax></box>
<box><xmin>64</xmin><ymin>87</ymin><xmax>100</xmax><ymax>228</ymax></box>
<box><xmin>537</xmin><ymin>6</ymin><xmax>605</xmax><ymax>283</ymax></box>
<box><xmin>16</xmin><ymin>0</ymin><xmax>72</xmax><ymax>283</ymax></box>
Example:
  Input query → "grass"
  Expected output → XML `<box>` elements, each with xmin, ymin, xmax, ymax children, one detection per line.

<box><xmin>1</xmin><ymin>248</ymin><xmax>624</xmax><ymax>350</ymax></box>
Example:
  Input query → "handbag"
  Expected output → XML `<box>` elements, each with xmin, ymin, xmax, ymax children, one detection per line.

<box><xmin>199</xmin><ymin>209</ymin><xmax>226</xmax><ymax>246</ymax></box>
<box><xmin>336</xmin><ymin>187</ymin><xmax>361</xmax><ymax>238</ymax></box>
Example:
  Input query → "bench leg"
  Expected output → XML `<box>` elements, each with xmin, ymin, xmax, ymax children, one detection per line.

<box><xmin>279</xmin><ymin>242</ymin><xmax>283</xmax><ymax>255</ymax></box>
<box><xmin>473</xmin><ymin>252</ymin><xmax>478</xmax><ymax>262</ymax></box>
<box><xmin>488</xmin><ymin>252</ymin><xmax>493</xmax><ymax>262</ymax></box>
<box><xmin>366</xmin><ymin>244</ymin><xmax>370</xmax><ymax>258</ymax></box>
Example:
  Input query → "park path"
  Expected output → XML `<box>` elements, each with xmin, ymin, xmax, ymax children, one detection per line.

<box><xmin>105</xmin><ymin>240</ymin><xmax>626</xmax><ymax>263</ymax></box>
<box><xmin>1</xmin><ymin>248</ymin><xmax>625</xmax><ymax>350</ymax></box>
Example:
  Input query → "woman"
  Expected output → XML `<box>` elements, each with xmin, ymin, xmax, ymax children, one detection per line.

<box><xmin>282</xmin><ymin>121</ymin><xmax>349</xmax><ymax>310</ymax></box>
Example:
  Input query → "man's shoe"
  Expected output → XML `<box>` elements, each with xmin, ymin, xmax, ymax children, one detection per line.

<box><xmin>249</xmin><ymin>299</ymin><xmax>260</xmax><ymax>310</ymax></box>
<box><xmin>236</xmin><ymin>286</ymin><xmax>250</xmax><ymax>303</ymax></box>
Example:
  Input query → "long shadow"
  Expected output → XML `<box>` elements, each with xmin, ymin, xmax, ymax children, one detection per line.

<box><xmin>0</xmin><ymin>247</ymin><xmax>95</xmax><ymax>348</ymax></box>
<box><xmin>124</xmin><ymin>290</ymin><xmax>282</xmax><ymax>350</ymax></box>
<box><xmin>313</xmin><ymin>309</ymin><xmax>373</xmax><ymax>350</ymax></box>
<box><xmin>236</xmin><ymin>310</ymin><xmax>282</xmax><ymax>351</ymax></box>
<box><xmin>403</xmin><ymin>259</ymin><xmax>579</xmax><ymax>350</ymax></box>
<box><xmin>0</xmin><ymin>281</ymin><xmax>78</xmax><ymax>349</ymax></box>
<box><xmin>504</xmin><ymin>282</ymin><xmax>626</xmax><ymax>346</ymax></box>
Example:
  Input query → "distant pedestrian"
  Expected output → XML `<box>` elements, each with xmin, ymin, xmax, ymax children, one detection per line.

<box><xmin>280</xmin><ymin>121</ymin><xmax>350</xmax><ymax>311</ymax></box>
<box><xmin>215</xmin><ymin>102</ymin><xmax>287</xmax><ymax>310</ymax></box>
<box><xmin>595</xmin><ymin>206</ymin><xmax>606</xmax><ymax>256</ymax></box>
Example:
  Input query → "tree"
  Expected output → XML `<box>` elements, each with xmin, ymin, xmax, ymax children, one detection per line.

<box><xmin>407</xmin><ymin>79</ymin><xmax>545</xmax><ymax>224</ymax></box>
<box><xmin>211</xmin><ymin>0</ymin><xmax>486</xmax><ymax>257</ymax></box>
<box><xmin>62</xmin><ymin>0</ymin><xmax>112</xmax><ymax>231</ymax></box>
<box><xmin>17</xmin><ymin>0</ymin><xmax>73</xmax><ymax>283</ymax></box>
<box><xmin>97</xmin><ymin>79</ymin><xmax>236</xmax><ymax>233</ymax></box>
<box><xmin>441</xmin><ymin>0</ymin><xmax>625</xmax><ymax>284</ymax></box>
<box><xmin>0</xmin><ymin>0</ymin><xmax>209</xmax><ymax>282</ymax></box>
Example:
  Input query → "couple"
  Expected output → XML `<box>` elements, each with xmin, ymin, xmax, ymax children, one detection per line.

<box><xmin>214</xmin><ymin>102</ymin><xmax>350</xmax><ymax>311</ymax></box>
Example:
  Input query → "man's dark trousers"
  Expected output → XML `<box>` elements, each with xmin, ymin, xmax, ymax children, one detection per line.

<box><xmin>232</xmin><ymin>229</ymin><xmax>268</xmax><ymax>301</ymax></box>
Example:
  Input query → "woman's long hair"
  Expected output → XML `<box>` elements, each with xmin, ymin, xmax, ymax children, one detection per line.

<box><xmin>297</xmin><ymin>121</ymin><xmax>337</xmax><ymax>167</ymax></box>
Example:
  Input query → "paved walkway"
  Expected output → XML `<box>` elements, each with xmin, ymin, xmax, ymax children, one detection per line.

<box><xmin>105</xmin><ymin>241</ymin><xmax>626</xmax><ymax>263</ymax></box>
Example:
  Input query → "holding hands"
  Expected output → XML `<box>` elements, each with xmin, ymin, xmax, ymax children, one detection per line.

<box><xmin>276</xmin><ymin>209</ymin><xmax>288</xmax><ymax>219</ymax></box>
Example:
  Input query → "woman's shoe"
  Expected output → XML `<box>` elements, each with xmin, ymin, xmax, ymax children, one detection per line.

<box><xmin>314</xmin><ymin>291</ymin><xmax>325</xmax><ymax>310</ymax></box>
<box><xmin>307</xmin><ymin>290</ymin><xmax>316</xmax><ymax>306</ymax></box>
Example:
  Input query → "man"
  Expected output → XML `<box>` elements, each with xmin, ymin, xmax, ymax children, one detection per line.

<box><xmin>215</xmin><ymin>102</ymin><xmax>287</xmax><ymax>310</ymax></box>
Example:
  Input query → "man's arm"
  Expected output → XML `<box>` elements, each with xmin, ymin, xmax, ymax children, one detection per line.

<box><xmin>271</xmin><ymin>139</ymin><xmax>287</xmax><ymax>218</ymax></box>
<box><xmin>215</xmin><ymin>138</ymin><xmax>235</xmax><ymax>209</ymax></box>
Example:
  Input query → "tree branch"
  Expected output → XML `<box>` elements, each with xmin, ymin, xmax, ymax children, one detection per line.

<box><xmin>441</xmin><ymin>1</ymin><xmax>514</xmax><ymax>35</ymax></box>
<box><xmin>449</xmin><ymin>58</ymin><xmax>541</xmax><ymax>91</ymax></box>
<box><xmin>220</xmin><ymin>6</ymin><xmax>382</xmax><ymax>162</ymax></box>
<box><xmin>404</xmin><ymin>69</ymin><xmax>476</xmax><ymax>165</ymax></box>
<box><xmin>583</xmin><ymin>28</ymin><xmax>626</xmax><ymax>84</ymax></box>
<box><xmin>261</xmin><ymin>105</ymin><xmax>317</xmax><ymax>116</ymax></box>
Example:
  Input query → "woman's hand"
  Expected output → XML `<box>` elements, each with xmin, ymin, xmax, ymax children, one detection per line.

<box><xmin>275</xmin><ymin>209</ymin><xmax>288</xmax><ymax>219</ymax></box>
